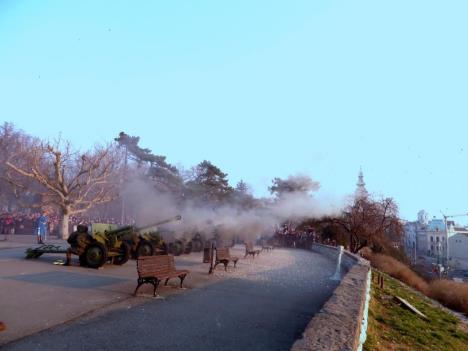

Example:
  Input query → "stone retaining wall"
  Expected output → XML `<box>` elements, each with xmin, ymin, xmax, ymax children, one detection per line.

<box><xmin>291</xmin><ymin>244</ymin><xmax>370</xmax><ymax>351</ymax></box>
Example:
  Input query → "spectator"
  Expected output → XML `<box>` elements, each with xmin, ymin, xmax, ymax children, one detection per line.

<box><xmin>36</xmin><ymin>211</ymin><xmax>48</xmax><ymax>244</ymax></box>
<box><xmin>1</xmin><ymin>213</ymin><xmax>14</xmax><ymax>241</ymax></box>
<box><xmin>0</xmin><ymin>214</ymin><xmax>5</xmax><ymax>240</ymax></box>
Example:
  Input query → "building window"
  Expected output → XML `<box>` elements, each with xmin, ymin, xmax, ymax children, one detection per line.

<box><xmin>436</xmin><ymin>237</ymin><xmax>439</xmax><ymax>242</ymax></box>
<box><xmin>431</xmin><ymin>236</ymin><xmax>433</xmax><ymax>242</ymax></box>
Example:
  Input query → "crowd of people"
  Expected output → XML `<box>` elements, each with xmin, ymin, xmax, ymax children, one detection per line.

<box><xmin>274</xmin><ymin>224</ymin><xmax>337</xmax><ymax>249</ymax></box>
<box><xmin>0</xmin><ymin>212</ymin><xmax>48</xmax><ymax>236</ymax></box>
<box><xmin>0</xmin><ymin>209</ymin><xmax>135</xmax><ymax>239</ymax></box>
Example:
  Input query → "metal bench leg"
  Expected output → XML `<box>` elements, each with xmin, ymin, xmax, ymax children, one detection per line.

<box><xmin>153</xmin><ymin>279</ymin><xmax>160</xmax><ymax>297</ymax></box>
<box><xmin>234</xmin><ymin>260</ymin><xmax>238</xmax><ymax>268</ymax></box>
<box><xmin>224</xmin><ymin>261</ymin><xmax>228</xmax><ymax>271</ymax></box>
<box><xmin>134</xmin><ymin>278</ymin><xmax>144</xmax><ymax>296</ymax></box>
<box><xmin>179</xmin><ymin>274</ymin><xmax>187</xmax><ymax>288</ymax></box>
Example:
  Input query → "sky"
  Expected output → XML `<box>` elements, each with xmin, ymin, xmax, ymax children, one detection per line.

<box><xmin>1</xmin><ymin>1</ymin><xmax>468</xmax><ymax>222</ymax></box>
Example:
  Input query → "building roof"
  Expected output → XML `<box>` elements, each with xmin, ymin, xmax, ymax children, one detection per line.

<box><xmin>454</xmin><ymin>227</ymin><xmax>468</xmax><ymax>232</ymax></box>
<box><xmin>428</xmin><ymin>219</ymin><xmax>445</xmax><ymax>231</ymax></box>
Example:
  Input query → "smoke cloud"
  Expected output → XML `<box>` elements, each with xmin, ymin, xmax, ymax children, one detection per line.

<box><xmin>121</xmin><ymin>175</ymin><xmax>344</xmax><ymax>242</ymax></box>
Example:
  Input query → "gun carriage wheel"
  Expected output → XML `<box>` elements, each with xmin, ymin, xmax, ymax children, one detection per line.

<box><xmin>136</xmin><ymin>240</ymin><xmax>154</xmax><ymax>258</ymax></box>
<box><xmin>169</xmin><ymin>240</ymin><xmax>185</xmax><ymax>256</ymax></box>
<box><xmin>83</xmin><ymin>242</ymin><xmax>108</xmax><ymax>269</ymax></box>
<box><xmin>184</xmin><ymin>240</ymin><xmax>193</xmax><ymax>254</ymax></box>
<box><xmin>191</xmin><ymin>238</ymin><xmax>203</xmax><ymax>252</ymax></box>
<box><xmin>113</xmin><ymin>242</ymin><xmax>131</xmax><ymax>265</ymax></box>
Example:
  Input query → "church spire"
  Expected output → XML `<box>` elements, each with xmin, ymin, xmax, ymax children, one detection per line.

<box><xmin>355</xmin><ymin>167</ymin><xmax>369</xmax><ymax>199</ymax></box>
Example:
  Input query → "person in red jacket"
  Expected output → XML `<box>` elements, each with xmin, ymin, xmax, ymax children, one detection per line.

<box><xmin>2</xmin><ymin>213</ymin><xmax>14</xmax><ymax>241</ymax></box>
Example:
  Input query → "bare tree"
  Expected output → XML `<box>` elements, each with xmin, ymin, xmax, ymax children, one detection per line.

<box><xmin>0</xmin><ymin>122</ymin><xmax>36</xmax><ymax>210</ymax></box>
<box><xmin>336</xmin><ymin>196</ymin><xmax>403</xmax><ymax>253</ymax></box>
<box><xmin>6</xmin><ymin>140</ymin><xmax>123</xmax><ymax>238</ymax></box>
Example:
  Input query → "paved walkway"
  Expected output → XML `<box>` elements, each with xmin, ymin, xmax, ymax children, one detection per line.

<box><xmin>1</xmin><ymin>245</ymin><xmax>338</xmax><ymax>351</ymax></box>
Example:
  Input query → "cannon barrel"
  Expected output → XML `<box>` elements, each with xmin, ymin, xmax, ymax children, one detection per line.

<box><xmin>135</xmin><ymin>215</ymin><xmax>182</xmax><ymax>232</ymax></box>
<box><xmin>102</xmin><ymin>215</ymin><xmax>181</xmax><ymax>238</ymax></box>
<box><xmin>104</xmin><ymin>225</ymin><xmax>133</xmax><ymax>237</ymax></box>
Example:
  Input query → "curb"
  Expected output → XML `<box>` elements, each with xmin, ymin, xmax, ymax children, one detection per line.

<box><xmin>291</xmin><ymin>245</ymin><xmax>370</xmax><ymax>351</ymax></box>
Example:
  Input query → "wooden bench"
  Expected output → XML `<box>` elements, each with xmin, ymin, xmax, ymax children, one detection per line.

<box><xmin>134</xmin><ymin>255</ymin><xmax>189</xmax><ymax>297</ymax></box>
<box><xmin>214</xmin><ymin>247</ymin><xmax>239</xmax><ymax>271</ymax></box>
<box><xmin>244</xmin><ymin>242</ymin><xmax>261</xmax><ymax>258</ymax></box>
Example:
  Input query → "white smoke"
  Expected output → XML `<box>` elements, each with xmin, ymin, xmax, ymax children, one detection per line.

<box><xmin>121</xmin><ymin>175</ymin><xmax>344</xmax><ymax>242</ymax></box>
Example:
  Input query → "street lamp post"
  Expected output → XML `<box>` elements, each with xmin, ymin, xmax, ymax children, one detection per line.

<box><xmin>443</xmin><ymin>216</ymin><xmax>449</xmax><ymax>268</ymax></box>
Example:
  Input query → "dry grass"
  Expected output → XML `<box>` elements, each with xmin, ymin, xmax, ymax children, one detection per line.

<box><xmin>429</xmin><ymin>280</ymin><xmax>468</xmax><ymax>314</ymax></box>
<box><xmin>366</xmin><ymin>253</ymin><xmax>468</xmax><ymax>314</ymax></box>
<box><xmin>368</xmin><ymin>253</ymin><xmax>430</xmax><ymax>294</ymax></box>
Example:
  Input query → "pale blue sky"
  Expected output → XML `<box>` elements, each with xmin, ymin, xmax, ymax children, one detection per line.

<box><xmin>1</xmin><ymin>1</ymin><xmax>468</xmax><ymax>222</ymax></box>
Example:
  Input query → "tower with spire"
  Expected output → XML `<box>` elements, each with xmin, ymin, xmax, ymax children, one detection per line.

<box><xmin>355</xmin><ymin>167</ymin><xmax>369</xmax><ymax>199</ymax></box>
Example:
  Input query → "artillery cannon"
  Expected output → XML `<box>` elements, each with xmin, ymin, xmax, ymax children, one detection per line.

<box><xmin>25</xmin><ymin>215</ymin><xmax>182</xmax><ymax>269</ymax></box>
<box><xmin>68</xmin><ymin>215</ymin><xmax>182</xmax><ymax>267</ymax></box>
<box><xmin>121</xmin><ymin>215</ymin><xmax>182</xmax><ymax>258</ymax></box>
<box><xmin>24</xmin><ymin>224</ymin><xmax>123</xmax><ymax>269</ymax></box>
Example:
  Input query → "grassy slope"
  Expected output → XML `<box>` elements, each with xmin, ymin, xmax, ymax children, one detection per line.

<box><xmin>364</xmin><ymin>270</ymin><xmax>468</xmax><ymax>351</ymax></box>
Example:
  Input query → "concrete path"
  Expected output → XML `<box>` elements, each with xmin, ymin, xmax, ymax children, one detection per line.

<box><xmin>1</xmin><ymin>244</ymin><xmax>338</xmax><ymax>351</ymax></box>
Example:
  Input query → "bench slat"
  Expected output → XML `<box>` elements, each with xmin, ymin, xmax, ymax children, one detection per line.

<box><xmin>136</xmin><ymin>255</ymin><xmax>188</xmax><ymax>279</ymax></box>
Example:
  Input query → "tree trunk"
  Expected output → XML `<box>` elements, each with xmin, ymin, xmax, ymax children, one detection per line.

<box><xmin>61</xmin><ymin>209</ymin><xmax>70</xmax><ymax>240</ymax></box>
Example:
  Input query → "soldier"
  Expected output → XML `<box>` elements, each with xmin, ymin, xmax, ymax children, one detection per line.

<box><xmin>65</xmin><ymin>224</ymin><xmax>92</xmax><ymax>266</ymax></box>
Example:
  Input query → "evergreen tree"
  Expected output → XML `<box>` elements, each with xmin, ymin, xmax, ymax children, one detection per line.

<box><xmin>186</xmin><ymin>160</ymin><xmax>233</xmax><ymax>204</ymax></box>
<box><xmin>115</xmin><ymin>132</ymin><xmax>183</xmax><ymax>195</ymax></box>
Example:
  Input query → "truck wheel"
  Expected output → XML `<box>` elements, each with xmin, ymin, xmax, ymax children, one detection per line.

<box><xmin>84</xmin><ymin>242</ymin><xmax>108</xmax><ymax>269</ymax></box>
<box><xmin>192</xmin><ymin>239</ymin><xmax>203</xmax><ymax>252</ymax></box>
<box><xmin>113</xmin><ymin>242</ymin><xmax>131</xmax><ymax>265</ymax></box>
<box><xmin>136</xmin><ymin>240</ymin><xmax>154</xmax><ymax>258</ymax></box>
